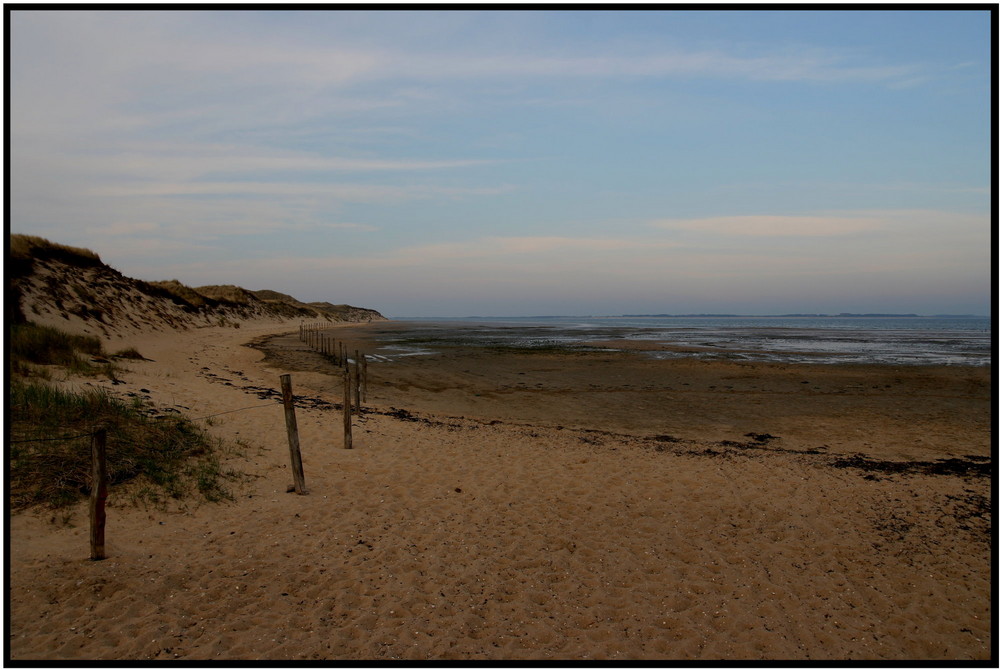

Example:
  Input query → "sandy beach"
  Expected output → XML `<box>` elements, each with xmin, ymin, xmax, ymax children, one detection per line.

<box><xmin>7</xmin><ymin>321</ymin><xmax>992</xmax><ymax>661</ymax></box>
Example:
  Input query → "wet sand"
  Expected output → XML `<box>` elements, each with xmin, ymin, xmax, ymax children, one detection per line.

<box><xmin>255</xmin><ymin>322</ymin><xmax>992</xmax><ymax>462</ymax></box>
<box><xmin>7</xmin><ymin>322</ymin><xmax>992</xmax><ymax>661</ymax></box>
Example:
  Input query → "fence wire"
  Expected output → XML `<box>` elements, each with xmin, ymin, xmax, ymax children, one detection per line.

<box><xmin>9</xmin><ymin>432</ymin><xmax>96</xmax><ymax>445</ymax></box>
<box><xmin>10</xmin><ymin>401</ymin><xmax>282</xmax><ymax>444</ymax></box>
<box><xmin>187</xmin><ymin>401</ymin><xmax>281</xmax><ymax>422</ymax></box>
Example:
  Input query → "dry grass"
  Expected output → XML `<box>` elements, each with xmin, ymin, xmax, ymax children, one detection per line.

<box><xmin>9</xmin><ymin>379</ymin><xmax>236</xmax><ymax>510</ymax></box>
<box><xmin>147</xmin><ymin>279</ymin><xmax>214</xmax><ymax>308</ymax></box>
<box><xmin>9</xmin><ymin>234</ymin><xmax>102</xmax><ymax>265</ymax></box>
<box><xmin>112</xmin><ymin>347</ymin><xmax>147</xmax><ymax>360</ymax></box>
<box><xmin>8</xmin><ymin>320</ymin><xmax>240</xmax><ymax>510</ymax></box>
<box><xmin>9</xmin><ymin>322</ymin><xmax>118</xmax><ymax>379</ymax></box>
<box><xmin>193</xmin><ymin>284</ymin><xmax>256</xmax><ymax>304</ymax></box>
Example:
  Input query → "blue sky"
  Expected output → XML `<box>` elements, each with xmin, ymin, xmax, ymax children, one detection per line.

<box><xmin>9</xmin><ymin>8</ymin><xmax>992</xmax><ymax>316</ymax></box>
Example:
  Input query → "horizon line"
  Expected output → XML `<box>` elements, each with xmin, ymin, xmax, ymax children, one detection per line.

<box><xmin>386</xmin><ymin>312</ymin><xmax>991</xmax><ymax>320</ymax></box>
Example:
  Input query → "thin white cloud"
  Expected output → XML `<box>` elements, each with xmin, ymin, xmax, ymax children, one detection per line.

<box><xmin>83</xmin><ymin>221</ymin><xmax>161</xmax><ymax>237</ymax></box>
<box><xmin>148</xmin><ymin>235</ymin><xmax>679</xmax><ymax>276</ymax></box>
<box><xmin>74</xmin><ymin>142</ymin><xmax>495</xmax><ymax>179</ymax></box>
<box><xmin>868</xmin><ymin>183</ymin><xmax>991</xmax><ymax>196</ymax></box>
<box><xmin>10</xmin><ymin>12</ymin><xmax>925</xmax><ymax>136</ymax></box>
<box><xmin>390</xmin><ymin>48</ymin><xmax>916</xmax><ymax>86</ymax></box>
<box><xmin>123</xmin><ymin>211</ymin><xmax>988</xmax><ymax>316</ymax></box>
<box><xmin>10</xmin><ymin>12</ymin><xmax>987</xmax><ymax>317</ymax></box>
<box><xmin>649</xmin><ymin>210</ymin><xmax>988</xmax><ymax>239</ymax></box>
<box><xmin>651</xmin><ymin>214</ymin><xmax>886</xmax><ymax>237</ymax></box>
<box><xmin>89</xmin><ymin>181</ymin><xmax>511</xmax><ymax>202</ymax></box>
<box><xmin>126</xmin><ymin>236</ymin><xmax>676</xmax><ymax>307</ymax></box>
<box><xmin>386</xmin><ymin>235</ymin><xmax>672</xmax><ymax>264</ymax></box>
<box><xmin>83</xmin><ymin>218</ymin><xmax>377</xmax><ymax>240</ymax></box>
<box><xmin>86</xmin><ymin>237</ymin><xmax>216</xmax><ymax>260</ymax></box>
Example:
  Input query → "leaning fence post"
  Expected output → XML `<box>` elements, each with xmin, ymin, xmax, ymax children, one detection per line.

<box><xmin>89</xmin><ymin>427</ymin><xmax>108</xmax><ymax>561</ymax></box>
<box><xmin>280</xmin><ymin>374</ymin><xmax>307</xmax><ymax>494</ymax></box>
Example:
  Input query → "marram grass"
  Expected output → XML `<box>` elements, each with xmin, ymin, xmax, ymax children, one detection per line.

<box><xmin>9</xmin><ymin>376</ymin><xmax>239</xmax><ymax>510</ymax></box>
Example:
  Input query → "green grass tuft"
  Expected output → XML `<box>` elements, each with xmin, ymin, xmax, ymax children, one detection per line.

<box><xmin>9</xmin><ymin>378</ymin><xmax>238</xmax><ymax>511</ymax></box>
<box><xmin>11</xmin><ymin>322</ymin><xmax>102</xmax><ymax>365</ymax></box>
<box><xmin>112</xmin><ymin>347</ymin><xmax>146</xmax><ymax>360</ymax></box>
<box><xmin>9</xmin><ymin>320</ymin><xmax>240</xmax><ymax>511</ymax></box>
<box><xmin>9</xmin><ymin>322</ymin><xmax>124</xmax><ymax>379</ymax></box>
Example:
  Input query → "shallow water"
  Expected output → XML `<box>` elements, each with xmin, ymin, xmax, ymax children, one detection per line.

<box><xmin>375</xmin><ymin>316</ymin><xmax>992</xmax><ymax>366</ymax></box>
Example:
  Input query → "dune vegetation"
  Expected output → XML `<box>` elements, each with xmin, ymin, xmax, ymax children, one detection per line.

<box><xmin>8</xmin><ymin>321</ymin><xmax>239</xmax><ymax>512</ymax></box>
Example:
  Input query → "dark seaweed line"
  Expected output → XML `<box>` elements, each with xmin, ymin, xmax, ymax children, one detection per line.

<box><xmin>829</xmin><ymin>453</ymin><xmax>991</xmax><ymax>478</ymax></box>
<box><xmin>221</xmin><ymin>358</ymin><xmax>992</xmax><ymax>480</ymax></box>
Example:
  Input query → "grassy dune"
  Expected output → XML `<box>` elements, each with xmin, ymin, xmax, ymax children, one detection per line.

<box><xmin>8</xmin><ymin>321</ymin><xmax>239</xmax><ymax>511</ymax></box>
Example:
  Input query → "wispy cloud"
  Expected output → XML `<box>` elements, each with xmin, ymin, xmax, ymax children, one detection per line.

<box><xmin>146</xmin><ymin>234</ymin><xmax>678</xmax><ymax>274</ymax></box>
<box><xmin>10</xmin><ymin>11</ymin><xmax>927</xmax><ymax>137</ymax></box>
<box><xmin>73</xmin><ymin>142</ymin><xmax>496</xmax><ymax>178</ymax></box>
<box><xmin>89</xmin><ymin>181</ymin><xmax>511</xmax><ymax>201</ymax></box>
<box><xmin>125</xmin><ymin>208</ymin><xmax>988</xmax><ymax>316</ymax></box>
<box><xmin>651</xmin><ymin>209</ymin><xmax>987</xmax><ymax>240</ymax></box>
<box><xmin>384</xmin><ymin>235</ymin><xmax>675</xmax><ymax>264</ymax></box>
<box><xmin>651</xmin><ymin>214</ymin><xmax>886</xmax><ymax>237</ymax></box>
<box><xmin>388</xmin><ymin>48</ymin><xmax>917</xmax><ymax>86</ymax></box>
<box><xmin>10</xmin><ymin>10</ymin><xmax>989</xmax><ymax>316</ymax></box>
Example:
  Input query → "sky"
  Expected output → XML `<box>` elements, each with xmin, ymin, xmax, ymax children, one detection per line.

<box><xmin>8</xmin><ymin>8</ymin><xmax>993</xmax><ymax>317</ymax></box>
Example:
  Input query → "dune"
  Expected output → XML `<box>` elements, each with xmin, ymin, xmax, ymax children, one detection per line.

<box><xmin>8</xmin><ymin>234</ymin><xmax>385</xmax><ymax>341</ymax></box>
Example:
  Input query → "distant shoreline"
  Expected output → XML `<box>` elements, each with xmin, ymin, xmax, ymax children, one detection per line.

<box><xmin>393</xmin><ymin>313</ymin><xmax>988</xmax><ymax>321</ymax></box>
<box><xmin>618</xmin><ymin>313</ymin><xmax>984</xmax><ymax>319</ymax></box>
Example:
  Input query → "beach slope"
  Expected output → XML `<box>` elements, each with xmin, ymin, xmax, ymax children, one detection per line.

<box><xmin>7</xmin><ymin>323</ymin><xmax>991</xmax><ymax>661</ymax></box>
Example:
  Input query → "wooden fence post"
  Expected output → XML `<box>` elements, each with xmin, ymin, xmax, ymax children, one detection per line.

<box><xmin>90</xmin><ymin>427</ymin><xmax>108</xmax><ymax>561</ymax></box>
<box><xmin>360</xmin><ymin>353</ymin><xmax>368</xmax><ymax>404</ymax></box>
<box><xmin>280</xmin><ymin>374</ymin><xmax>307</xmax><ymax>494</ymax></box>
<box><xmin>342</xmin><ymin>369</ymin><xmax>353</xmax><ymax>449</ymax></box>
<box><xmin>353</xmin><ymin>350</ymin><xmax>362</xmax><ymax>413</ymax></box>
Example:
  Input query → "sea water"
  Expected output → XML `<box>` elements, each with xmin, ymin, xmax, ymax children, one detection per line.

<box><xmin>376</xmin><ymin>316</ymin><xmax>992</xmax><ymax>366</ymax></box>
